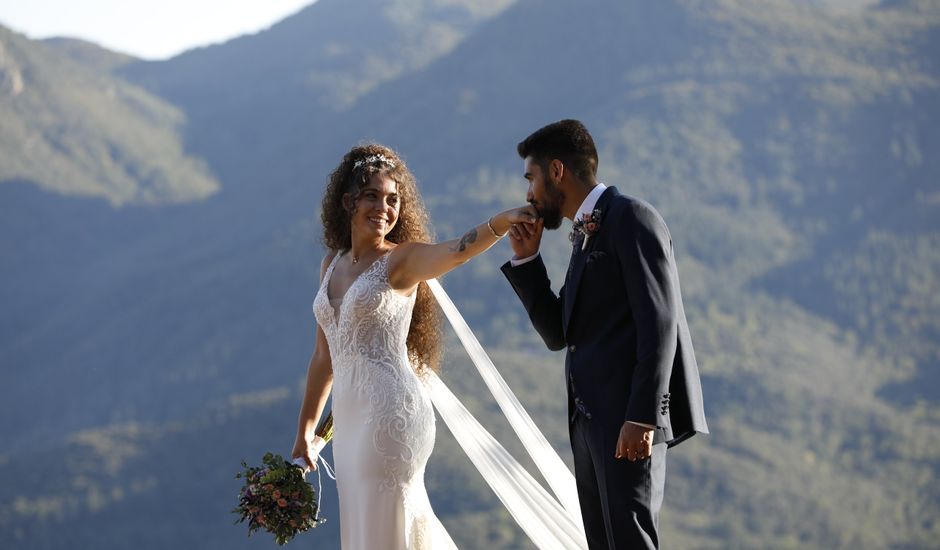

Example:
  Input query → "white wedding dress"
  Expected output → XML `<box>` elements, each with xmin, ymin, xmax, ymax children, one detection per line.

<box><xmin>313</xmin><ymin>251</ymin><xmax>457</xmax><ymax>549</ymax></box>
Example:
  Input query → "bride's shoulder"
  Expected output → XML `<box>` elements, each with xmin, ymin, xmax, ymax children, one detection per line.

<box><xmin>386</xmin><ymin>241</ymin><xmax>428</xmax><ymax>273</ymax></box>
<box><xmin>384</xmin><ymin>242</ymin><xmax>410</xmax><ymax>262</ymax></box>
<box><xmin>384</xmin><ymin>243</ymin><xmax>421</xmax><ymax>296</ymax></box>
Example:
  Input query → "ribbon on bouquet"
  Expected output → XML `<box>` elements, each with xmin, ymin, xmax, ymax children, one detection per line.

<box><xmin>292</xmin><ymin>436</ymin><xmax>335</xmax><ymax>521</ymax></box>
<box><xmin>292</xmin><ymin>436</ymin><xmax>336</xmax><ymax>479</ymax></box>
<box><xmin>425</xmin><ymin>278</ymin><xmax>588</xmax><ymax>550</ymax></box>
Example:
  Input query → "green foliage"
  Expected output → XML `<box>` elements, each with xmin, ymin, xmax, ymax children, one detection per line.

<box><xmin>233</xmin><ymin>452</ymin><xmax>323</xmax><ymax>545</ymax></box>
<box><xmin>0</xmin><ymin>26</ymin><xmax>219</xmax><ymax>205</ymax></box>
<box><xmin>1</xmin><ymin>0</ymin><xmax>939</xmax><ymax>549</ymax></box>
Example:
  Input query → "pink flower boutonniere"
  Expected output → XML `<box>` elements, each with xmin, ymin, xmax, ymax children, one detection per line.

<box><xmin>570</xmin><ymin>208</ymin><xmax>603</xmax><ymax>250</ymax></box>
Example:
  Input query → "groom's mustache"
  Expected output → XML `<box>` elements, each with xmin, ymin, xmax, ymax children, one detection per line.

<box><xmin>528</xmin><ymin>200</ymin><xmax>544</xmax><ymax>219</ymax></box>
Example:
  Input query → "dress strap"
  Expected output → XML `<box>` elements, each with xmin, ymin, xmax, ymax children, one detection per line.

<box><xmin>377</xmin><ymin>249</ymin><xmax>415</xmax><ymax>299</ymax></box>
<box><xmin>369</xmin><ymin>248</ymin><xmax>392</xmax><ymax>279</ymax></box>
<box><xmin>326</xmin><ymin>252</ymin><xmax>341</xmax><ymax>276</ymax></box>
<box><xmin>320</xmin><ymin>252</ymin><xmax>341</xmax><ymax>294</ymax></box>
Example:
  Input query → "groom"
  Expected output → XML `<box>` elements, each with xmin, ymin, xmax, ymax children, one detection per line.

<box><xmin>501</xmin><ymin>119</ymin><xmax>707</xmax><ymax>549</ymax></box>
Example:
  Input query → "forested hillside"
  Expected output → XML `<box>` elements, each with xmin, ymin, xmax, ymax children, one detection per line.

<box><xmin>1</xmin><ymin>1</ymin><xmax>937</xmax><ymax>548</ymax></box>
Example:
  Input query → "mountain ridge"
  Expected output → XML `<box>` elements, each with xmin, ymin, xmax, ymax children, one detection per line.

<box><xmin>0</xmin><ymin>25</ymin><xmax>218</xmax><ymax>206</ymax></box>
<box><xmin>1</xmin><ymin>0</ymin><xmax>938</xmax><ymax>547</ymax></box>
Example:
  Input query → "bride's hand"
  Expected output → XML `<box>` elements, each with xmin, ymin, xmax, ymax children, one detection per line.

<box><xmin>291</xmin><ymin>435</ymin><xmax>318</xmax><ymax>472</ymax></box>
<box><xmin>509</xmin><ymin>217</ymin><xmax>544</xmax><ymax>259</ymax></box>
<box><xmin>493</xmin><ymin>205</ymin><xmax>540</xmax><ymax>259</ymax></box>
<box><xmin>499</xmin><ymin>205</ymin><xmax>539</xmax><ymax>227</ymax></box>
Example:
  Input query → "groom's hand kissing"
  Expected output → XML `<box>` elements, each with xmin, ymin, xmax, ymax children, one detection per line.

<box><xmin>507</xmin><ymin>217</ymin><xmax>544</xmax><ymax>260</ymax></box>
<box><xmin>615</xmin><ymin>421</ymin><xmax>654</xmax><ymax>462</ymax></box>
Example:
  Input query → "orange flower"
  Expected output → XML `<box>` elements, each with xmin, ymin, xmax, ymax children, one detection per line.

<box><xmin>277</xmin><ymin>498</ymin><xmax>288</xmax><ymax>508</ymax></box>
<box><xmin>272</xmin><ymin>490</ymin><xmax>281</xmax><ymax>499</ymax></box>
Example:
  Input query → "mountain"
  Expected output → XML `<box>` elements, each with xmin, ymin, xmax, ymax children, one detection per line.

<box><xmin>0</xmin><ymin>26</ymin><xmax>218</xmax><ymax>206</ymax></box>
<box><xmin>1</xmin><ymin>0</ymin><xmax>938</xmax><ymax>548</ymax></box>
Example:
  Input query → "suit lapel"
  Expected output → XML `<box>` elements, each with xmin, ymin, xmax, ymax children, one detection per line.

<box><xmin>563</xmin><ymin>186</ymin><xmax>618</xmax><ymax>334</ymax></box>
<box><xmin>563</xmin><ymin>238</ymin><xmax>587</xmax><ymax>331</ymax></box>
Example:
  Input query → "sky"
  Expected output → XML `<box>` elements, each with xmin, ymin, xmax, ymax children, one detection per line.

<box><xmin>0</xmin><ymin>0</ymin><xmax>317</xmax><ymax>60</ymax></box>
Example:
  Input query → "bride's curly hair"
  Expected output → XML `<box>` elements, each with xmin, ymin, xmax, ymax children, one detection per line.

<box><xmin>320</xmin><ymin>144</ymin><xmax>442</xmax><ymax>373</ymax></box>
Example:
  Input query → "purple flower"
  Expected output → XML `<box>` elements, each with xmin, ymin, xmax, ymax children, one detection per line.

<box><xmin>570</xmin><ymin>208</ymin><xmax>603</xmax><ymax>248</ymax></box>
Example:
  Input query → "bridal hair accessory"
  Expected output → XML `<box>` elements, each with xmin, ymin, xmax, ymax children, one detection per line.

<box><xmin>233</xmin><ymin>412</ymin><xmax>335</xmax><ymax>545</ymax></box>
<box><xmin>353</xmin><ymin>154</ymin><xmax>396</xmax><ymax>169</ymax></box>
<box><xmin>570</xmin><ymin>208</ymin><xmax>602</xmax><ymax>250</ymax></box>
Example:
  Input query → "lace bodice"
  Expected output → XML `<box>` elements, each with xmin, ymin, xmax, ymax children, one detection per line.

<box><xmin>313</xmin><ymin>251</ymin><xmax>420</xmax><ymax>395</ymax></box>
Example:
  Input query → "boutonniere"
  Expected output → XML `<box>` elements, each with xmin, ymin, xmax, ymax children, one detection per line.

<box><xmin>569</xmin><ymin>208</ymin><xmax>603</xmax><ymax>250</ymax></box>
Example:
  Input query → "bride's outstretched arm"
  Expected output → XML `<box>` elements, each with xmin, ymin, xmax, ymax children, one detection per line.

<box><xmin>388</xmin><ymin>205</ymin><xmax>537</xmax><ymax>290</ymax></box>
<box><xmin>292</xmin><ymin>255</ymin><xmax>335</xmax><ymax>470</ymax></box>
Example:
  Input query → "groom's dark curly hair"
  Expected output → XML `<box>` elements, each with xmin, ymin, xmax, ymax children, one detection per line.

<box><xmin>517</xmin><ymin>119</ymin><xmax>598</xmax><ymax>183</ymax></box>
<box><xmin>320</xmin><ymin>143</ymin><xmax>442</xmax><ymax>373</ymax></box>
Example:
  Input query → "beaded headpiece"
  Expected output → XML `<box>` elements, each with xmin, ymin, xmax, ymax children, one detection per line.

<box><xmin>353</xmin><ymin>154</ymin><xmax>396</xmax><ymax>169</ymax></box>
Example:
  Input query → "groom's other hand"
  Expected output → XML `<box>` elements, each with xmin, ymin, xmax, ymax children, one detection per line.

<box><xmin>615</xmin><ymin>421</ymin><xmax>654</xmax><ymax>462</ymax></box>
<box><xmin>508</xmin><ymin>217</ymin><xmax>544</xmax><ymax>260</ymax></box>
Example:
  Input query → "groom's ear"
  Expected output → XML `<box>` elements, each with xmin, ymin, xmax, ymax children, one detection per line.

<box><xmin>549</xmin><ymin>159</ymin><xmax>565</xmax><ymax>183</ymax></box>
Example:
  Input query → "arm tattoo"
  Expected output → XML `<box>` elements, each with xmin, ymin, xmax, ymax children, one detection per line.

<box><xmin>450</xmin><ymin>228</ymin><xmax>478</xmax><ymax>252</ymax></box>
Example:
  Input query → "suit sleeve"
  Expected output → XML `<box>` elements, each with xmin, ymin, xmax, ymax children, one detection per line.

<box><xmin>500</xmin><ymin>256</ymin><xmax>567</xmax><ymax>351</ymax></box>
<box><xmin>615</xmin><ymin>203</ymin><xmax>679</xmax><ymax>427</ymax></box>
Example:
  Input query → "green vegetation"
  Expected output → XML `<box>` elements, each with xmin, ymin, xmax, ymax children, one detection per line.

<box><xmin>1</xmin><ymin>0</ymin><xmax>938</xmax><ymax>548</ymax></box>
<box><xmin>0</xmin><ymin>26</ymin><xmax>218</xmax><ymax>206</ymax></box>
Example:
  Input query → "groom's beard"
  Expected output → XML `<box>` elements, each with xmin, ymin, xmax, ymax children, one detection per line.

<box><xmin>534</xmin><ymin>181</ymin><xmax>565</xmax><ymax>230</ymax></box>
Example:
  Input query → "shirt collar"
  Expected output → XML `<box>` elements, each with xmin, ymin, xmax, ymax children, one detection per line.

<box><xmin>575</xmin><ymin>183</ymin><xmax>607</xmax><ymax>221</ymax></box>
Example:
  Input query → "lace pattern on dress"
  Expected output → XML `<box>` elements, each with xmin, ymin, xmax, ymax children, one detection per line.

<box><xmin>313</xmin><ymin>252</ymin><xmax>436</xmax><ymax>496</ymax></box>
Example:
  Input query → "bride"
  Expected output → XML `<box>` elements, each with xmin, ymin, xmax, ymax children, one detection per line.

<box><xmin>291</xmin><ymin>144</ymin><xmax>536</xmax><ymax>549</ymax></box>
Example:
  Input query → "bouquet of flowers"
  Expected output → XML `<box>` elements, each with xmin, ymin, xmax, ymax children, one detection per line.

<box><xmin>233</xmin><ymin>412</ymin><xmax>334</xmax><ymax>545</ymax></box>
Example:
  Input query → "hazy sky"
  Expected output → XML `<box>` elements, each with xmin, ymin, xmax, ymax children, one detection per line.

<box><xmin>0</xmin><ymin>0</ymin><xmax>317</xmax><ymax>60</ymax></box>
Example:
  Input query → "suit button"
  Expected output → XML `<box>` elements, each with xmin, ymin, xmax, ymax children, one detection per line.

<box><xmin>569</xmin><ymin>345</ymin><xmax>576</xmax><ymax>352</ymax></box>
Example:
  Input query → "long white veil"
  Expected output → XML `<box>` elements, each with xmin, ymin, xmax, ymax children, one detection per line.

<box><xmin>424</xmin><ymin>279</ymin><xmax>588</xmax><ymax>550</ymax></box>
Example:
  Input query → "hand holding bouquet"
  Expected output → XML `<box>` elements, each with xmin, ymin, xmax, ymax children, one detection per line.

<box><xmin>233</xmin><ymin>452</ymin><xmax>322</xmax><ymax>545</ymax></box>
<box><xmin>293</xmin><ymin>411</ymin><xmax>334</xmax><ymax>473</ymax></box>
<box><xmin>234</xmin><ymin>412</ymin><xmax>334</xmax><ymax>545</ymax></box>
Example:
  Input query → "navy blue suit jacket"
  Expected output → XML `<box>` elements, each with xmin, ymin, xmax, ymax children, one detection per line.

<box><xmin>501</xmin><ymin>186</ymin><xmax>707</xmax><ymax>446</ymax></box>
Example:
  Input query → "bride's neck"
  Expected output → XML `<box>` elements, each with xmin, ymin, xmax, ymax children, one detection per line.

<box><xmin>349</xmin><ymin>232</ymin><xmax>388</xmax><ymax>262</ymax></box>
